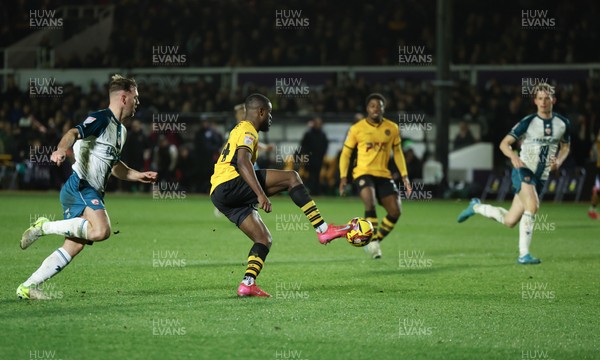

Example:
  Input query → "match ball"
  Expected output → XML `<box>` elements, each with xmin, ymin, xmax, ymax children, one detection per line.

<box><xmin>346</xmin><ymin>217</ymin><xmax>374</xmax><ymax>247</ymax></box>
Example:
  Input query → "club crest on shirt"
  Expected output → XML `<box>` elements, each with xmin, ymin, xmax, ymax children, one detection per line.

<box><xmin>385</xmin><ymin>129</ymin><xmax>391</xmax><ymax>136</ymax></box>
<box><xmin>545</xmin><ymin>128</ymin><xmax>551</xmax><ymax>135</ymax></box>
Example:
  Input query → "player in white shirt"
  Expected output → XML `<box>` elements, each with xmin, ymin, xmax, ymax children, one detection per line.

<box><xmin>17</xmin><ymin>74</ymin><xmax>157</xmax><ymax>299</ymax></box>
<box><xmin>457</xmin><ymin>83</ymin><xmax>570</xmax><ymax>264</ymax></box>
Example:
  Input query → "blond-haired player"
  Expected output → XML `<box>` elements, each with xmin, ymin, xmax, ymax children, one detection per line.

<box><xmin>458</xmin><ymin>83</ymin><xmax>570</xmax><ymax>264</ymax></box>
<box><xmin>18</xmin><ymin>75</ymin><xmax>157</xmax><ymax>299</ymax></box>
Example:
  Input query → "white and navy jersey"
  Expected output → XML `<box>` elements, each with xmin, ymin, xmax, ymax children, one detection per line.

<box><xmin>508</xmin><ymin>112</ymin><xmax>570</xmax><ymax>180</ymax></box>
<box><xmin>72</xmin><ymin>109</ymin><xmax>126</xmax><ymax>193</ymax></box>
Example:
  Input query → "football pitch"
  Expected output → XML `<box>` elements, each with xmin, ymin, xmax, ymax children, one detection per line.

<box><xmin>0</xmin><ymin>192</ymin><xmax>598</xmax><ymax>359</ymax></box>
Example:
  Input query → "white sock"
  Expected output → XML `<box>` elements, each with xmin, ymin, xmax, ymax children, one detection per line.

<box><xmin>519</xmin><ymin>211</ymin><xmax>535</xmax><ymax>257</ymax></box>
<box><xmin>474</xmin><ymin>204</ymin><xmax>508</xmax><ymax>224</ymax></box>
<box><xmin>42</xmin><ymin>218</ymin><xmax>89</xmax><ymax>239</ymax></box>
<box><xmin>315</xmin><ymin>222</ymin><xmax>328</xmax><ymax>233</ymax></box>
<box><xmin>23</xmin><ymin>248</ymin><xmax>72</xmax><ymax>286</ymax></box>
<box><xmin>242</xmin><ymin>276</ymin><xmax>255</xmax><ymax>286</ymax></box>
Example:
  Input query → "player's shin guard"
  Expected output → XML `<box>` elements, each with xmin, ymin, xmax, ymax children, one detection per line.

<box><xmin>23</xmin><ymin>247</ymin><xmax>72</xmax><ymax>287</ymax></box>
<box><xmin>365</xmin><ymin>210</ymin><xmax>378</xmax><ymax>236</ymax></box>
<box><xmin>289</xmin><ymin>184</ymin><xmax>325</xmax><ymax>230</ymax></box>
<box><xmin>242</xmin><ymin>243</ymin><xmax>270</xmax><ymax>286</ymax></box>
<box><xmin>375</xmin><ymin>214</ymin><xmax>399</xmax><ymax>242</ymax></box>
<box><xmin>519</xmin><ymin>211</ymin><xmax>535</xmax><ymax>257</ymax></box>
<box><xmin>42</xmin><ymin>218</ymin><xmax>89</xmax><ymax>239</ymax></box>
<box><xmin>474</xmin><ymin>204</ymin><xmax>508</xmax><ymax>224</ymax></box>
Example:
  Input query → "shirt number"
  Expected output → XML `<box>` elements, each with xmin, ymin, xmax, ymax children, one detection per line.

<box><xmin>220</xmin><ymin>143</ymin><xmax>231</xmax><ymax>162</ymax></box>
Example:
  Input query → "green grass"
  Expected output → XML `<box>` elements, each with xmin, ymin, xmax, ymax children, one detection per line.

<box><xmin>0</xmin><ymin>192</ymin><xmax>598</xmax><ymax>359</ymax></box>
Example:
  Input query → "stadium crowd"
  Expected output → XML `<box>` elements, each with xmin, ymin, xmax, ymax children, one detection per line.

<box><xmin>1</xmin><ymin>0</ymin><xmax>599</xmax><ymax>195</ymax></box>
<box><xmin>1</xmin><ymin>73</ymin><xmax>598</xmax><ymax>194</ymax></box>
<box><xmin>2</xmin><ymin>0</ymin><xmax>599</xmax><ymax>67</ymax></box>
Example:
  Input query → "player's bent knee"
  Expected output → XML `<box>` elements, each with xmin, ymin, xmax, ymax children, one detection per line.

<box><xmin>100</xmin><ymin>227</ymin><xmax>112</xmax><ymax>240</ymax></box>
<box><xmin>388</xmin><ymin>208</ymin><xmax>401</xmax><ymax>218</ymax></box>
<box><xmin>88</xmin><ymin>226</ymin><xmax>111</xmax><ymax>241</ymax></box>
<box><xmin>526</xmin><ymin>203</ymin><xmax>539</xmax><ymax>214</ymax></box>
<box><xmin>264</xmin><ymin>226</ymin><xmax>273</xmax><ymax>245</ymax></box>
<box><xmin>255</xmin><ymin>234</ymin><xmax>272</xmax><ymax>248</ymax></box>
<box><xmin>289</xmin><ymin>170</ymin><xmax>302</xmax><ymax>186</ymax></box>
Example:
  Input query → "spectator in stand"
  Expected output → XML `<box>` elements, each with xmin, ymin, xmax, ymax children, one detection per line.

<box><xmin>122</xmin><ymin>119</ymin><xmax>150</xmax><ymax>191</ymax></box>
<box><xmin>153</xmin><ymin>135</ymin><xmax>178</xmax><ymax>183</ymax></box>
<box><xmin>453</xmin><ymin>121</ymin><xmax>477</xmax><ymax>150</ymax></box>
<box><xmin>194</xmin><ymin>120</ymin><xmax>224</xmax><ymax>193</ymax></box>
<box><xmin>176</xmin><ymin>145</ymin><xmax>195</xmax><ymax>192</ymax></box>
<box><xmin>0</xmin><ymin>121</ymin><xmax>12</xmax><ymax>155</ymax></box>
<box><xmin>73</xmin><ymin>99</ymin><xmax>90</xmax><ymax>123</ymax></box>
<box><xmin>403</xmin><ymin>145</ymin><xmax>423</xmax><ymax>181</ymax></box>
<box><xmin>1</xmin><ymin>72</ymin><xmax>600</xmax><ymax>193</ymax></box>
<box><xmin>422</xmin><ymin>153</ymin><xmax>445</xmax><ymax>198</ymax></box>
<box><xmin>300</xmin><ymin>116</ymin><xmax>329</xmax><ymax>195</ymax></box>
<box><xmin>4</xmin><ymin>2</ymin><xmax>600</xmax><ymax>70</ymax></box>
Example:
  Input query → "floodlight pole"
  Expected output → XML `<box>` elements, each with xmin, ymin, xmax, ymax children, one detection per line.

<box><xmin>435</xmin><ymin>0</ymin><xmax>452</xmax><ymax>178</ymax></box>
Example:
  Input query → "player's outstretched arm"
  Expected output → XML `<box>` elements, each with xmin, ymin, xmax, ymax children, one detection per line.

<box><xmin>111</xmin><ymin>161</ymin><xmax>157</xmax><ymax>183</ymax></box>
<box><xmin>338</xmin><ymin>146</ymin><xmax>353</xmax><ymax>196</ymax></box>
<box><xmin>551</xmin><ymin>142</ymin><xmax>570</xmax><ymax>172</ymax></box>
<box><xmin>339</xmin><ymin>125</ymin><xmax>357</xmax><ymax>196</ymax></box>
<box><xmin>50</xmin><ymin>128</ymin><xmax>80</xmax><ymax>166</ymax></box>
<box><xmin>392</xmin><ymin>144</ymin><xmax>412</xmax><ymax>197</ymax></box>
<box><xmin>499</xmin><ymin>135</ymin><xmax>525</xmax><ymax>169</ymax></box>
<box><xmin>237</xmin><ymin>148</ymin><xmax>271</xmax><ymax>213</ymax></box>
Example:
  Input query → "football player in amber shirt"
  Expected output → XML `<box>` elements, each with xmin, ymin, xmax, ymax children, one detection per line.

<box><xmin>211</xmin><ymin>93</ymin><xmax>350</xmax><ymax>297</ymax></box>
<box><xmin>339</xmin><ymin>93</ymin><xmax>411</xmax><ymax>259</ymax></box>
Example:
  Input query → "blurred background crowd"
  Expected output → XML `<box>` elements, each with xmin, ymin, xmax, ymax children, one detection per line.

<box><xmin>2</xmin><ymin>0</ymin><xmax>598</xmax><ymax>67</ymax></box>
<box><xmin>1</xmin><ymin>74</ymin><xmax>599</xmax><ymax>195</ymax></box>
<box><xmin>1</xmin><ymin>0</ymin><xmax>599</xmax><ymax>198</ymax></box>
